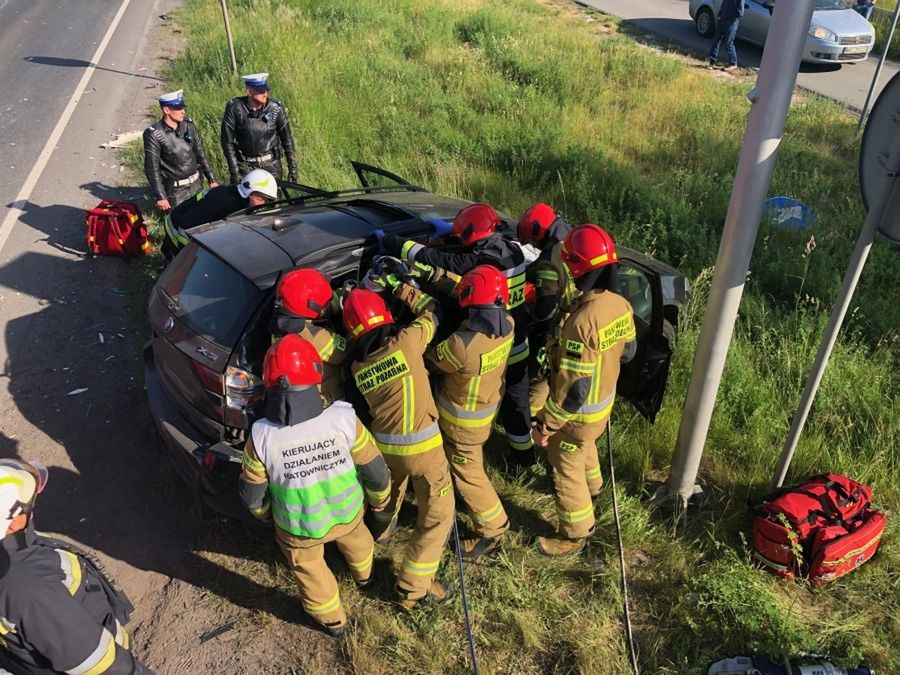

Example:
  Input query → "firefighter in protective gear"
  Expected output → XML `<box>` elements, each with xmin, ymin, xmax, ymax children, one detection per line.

<box><xmin>531</xmin><ymin>224</ymin><xmax>636</xmax><ymax>557</ymax></box>
<box><xmin>0</xmin><ymin>459</ymin><xmax>152</xmax><ymax>674</ymax></box>
<box><xmin>426</xmin><ymin>265</ymin><xmax>514</xmax><ymax>558</ymax></box>
<box><xmin>271</xmin><ymin>268</ymin><xmax>346</xmax><ymax>404</ymax></box>
<box><xmin>162</xmin><ymin>169</ymin><xmax>277</xmax><ymax>260</ymax></box>
<box><xmin>342</xmin><ymin>285</ymin><xmax>455</xmax><ymax>608</ymax></box>
<box><xmin>517</xmin><ymin>203</ymin><xmax>578</xmax><ymax>418</ymax></box>
<box><xmin>221</xmin><ymin>72</ymin><xmax>298</xmax><ymax>183</ymax></box>
<box><xmin>142</xmin><ymin>89</ymin><xmax>217</xmax><ymax>211</ymax></box>
<box><xmin>379</xmin><ymin>203</ymin><xmax>535</xmax><ymax>469</ymax></box>
<box><xmin>239</xmin><ymin>335</ymin><xmax>391</xmax><ymax>637</ymax></box>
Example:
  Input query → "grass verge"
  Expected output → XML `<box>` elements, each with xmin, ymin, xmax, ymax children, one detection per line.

<box><xmin>129</xmin><ymin>0</ymin><xmax>900</xmax><ymax>672</ymax></box>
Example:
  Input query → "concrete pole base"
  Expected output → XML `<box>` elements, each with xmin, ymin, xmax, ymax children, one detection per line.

<box><xmin>645</xmin><ymin>483</ymin><xmax>705</xmax><ymax>516</ymax></box>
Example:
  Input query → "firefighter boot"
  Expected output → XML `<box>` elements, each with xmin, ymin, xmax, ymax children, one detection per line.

<box><xmin>461</xmin><ymin>519</ymin><xmax>510</xmax><ymax>559</ymax></box>
<box><xmin>536</xmin><ymin>533</ymin><xmax>587</xmax><ymax>557</ymax></box>
<box><xmin>369</xmin><ymin>512</ymin><xmax>398</xmax><ymax>544</ymax></box>
<box><xmin>397</xmin><ymin>579</ymin><xmax>456</xmax><ymax>610</ymax></box>
<box><xmin>321</xmin><ymin>620</ymin><xmax>347</xmax><ymax>638</ymax></box>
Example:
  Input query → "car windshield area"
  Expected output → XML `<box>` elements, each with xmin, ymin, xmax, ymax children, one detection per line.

<box><xmin>160</xmin><ymin>245</ymin><xmax>264</xmax><ymax>347</ymax></box>
<box><xmin>814</xmin><ymin>0</ymin><xmax>853</xmax><ymax>10</ymax></box>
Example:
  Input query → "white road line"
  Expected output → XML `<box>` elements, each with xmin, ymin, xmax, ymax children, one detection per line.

<box><xmin>0</xmin><ymin>0</ymin><xmax>133</xmax><ymax>256</ymax></box>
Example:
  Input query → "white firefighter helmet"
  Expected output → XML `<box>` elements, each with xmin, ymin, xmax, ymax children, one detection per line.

<box><xmin>0</xmin><ymin>459</ymin><xmax>47</xmax><ymax>536</ymax></box>
<box><xmin>237</xmin><ymin>169</ymin><xmax>278</xmax><ymax>201</ymax></box>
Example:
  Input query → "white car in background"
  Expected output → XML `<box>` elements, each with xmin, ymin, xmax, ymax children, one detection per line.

<box><xmin>689</xmin><ymin>0</ymin><xmax>876</xmax><ymax>64</ymax></box>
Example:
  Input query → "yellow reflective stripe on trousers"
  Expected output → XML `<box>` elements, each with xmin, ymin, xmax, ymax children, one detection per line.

<box><xmin>473</xmin><ymin>500</ymin><xmax>504</xmax><ymax>524</ymax></box>
<box><xmin>304</xmin><ymin>590</ymin><xmax>341</xmax><ymax>615</ymax></box>
<box><xmin>507</xmin><ymin>431</ymin><xmax>534</xmax><ymax>450</ymax></box>
<box><xmin>347</xmin><ymin>546</ymin><xmax>375</xmax><ymax>572</ymax></box>
<box><xmin>402</xmin><ymin>558</ymin><xmax>440</xmax><ymax>576</ymax></box>
<box><xmin>67</xmin><ymin>628</ymin><xmax>115</xmax><ymax>675</ymax></box>
<box><xmin>557</xmin><ymin>503</ymin><xmax>594</xmax><ymax>523</ymax></box>
<box><xmin>57</xmin><ymin>550</ymin><xmax>82</xmax><ymax>596</ymax></box>
<box><xmin>163</xmin><ymin>214</ymin><xmax>188</xmax><ymax>246</ymax></box>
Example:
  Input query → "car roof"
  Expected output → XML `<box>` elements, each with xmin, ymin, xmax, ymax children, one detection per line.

<box><xmin>189</xmin><ymin>190</ymin><xmax>471</xmax><ymax>288</ymax></box>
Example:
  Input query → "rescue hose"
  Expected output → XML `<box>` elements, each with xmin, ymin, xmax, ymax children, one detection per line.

<box><xmin>607</xmin><ymin>419</ymin><xmax>639</xmax><ymax>675</ymax></box>
<box><xmin>451</xmin><ymin>517</ymin><xmax>480</xmax><ymax>675</ymax></box>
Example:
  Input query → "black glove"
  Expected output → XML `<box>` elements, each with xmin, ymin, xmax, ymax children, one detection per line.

<box><xmin>287</xmin><ymin>172</ymin><xmax>298</xmax><ymax>183</ymax></box>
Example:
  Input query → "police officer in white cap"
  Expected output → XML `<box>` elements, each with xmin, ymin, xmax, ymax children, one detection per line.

<box><xmin>142</xmin><ymin>90</ymin><xmax>218</xmax><ymax>212</ymax></box>
<box><xmin>220</xmin><ymin>73</ymin><xmax>298</xmax><ymax>185</ymax></box>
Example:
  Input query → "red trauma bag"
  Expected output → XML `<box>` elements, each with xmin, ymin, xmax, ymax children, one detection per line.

<box><xmin>751</xmin><ymin>473</ymin><xmax>885</xmax><ymax>583</ymax></box>
<box><xmin>85</xmin><ymin>200</ymin><xmax>150</xmax><ymax>257</ymax></box>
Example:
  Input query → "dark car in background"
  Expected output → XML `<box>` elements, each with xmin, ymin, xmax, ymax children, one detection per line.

<box><xmin>144</xmin><ymin>162</ymin><xmax>689</xmax><ymax>519</ymax></box>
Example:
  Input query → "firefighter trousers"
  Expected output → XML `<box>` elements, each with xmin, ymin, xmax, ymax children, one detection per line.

<box><xmin>372</xmin><ymin>447</ymin><xmax>455</xmax><ymax>599</ymax></box>
<box><xmin>546</xmin><ymin>423</ymin><xmax>606</xmax><ymax>539</ymax></box>
<box><xmin>442</xmin><ymin>429</ymin><xmax>508</xmax><ymax>539</ymax></box>
<box><xmin>500</xmin><ymin>354</ymin><xmax>534</xmax><ymax>456</ymax></box>
<box><xmin>275</xmin><ymin>513</ymin><xmax>375</xmax><ymax>628</ymax></box>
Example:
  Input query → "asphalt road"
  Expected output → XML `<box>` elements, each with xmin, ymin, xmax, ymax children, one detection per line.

<box><xmin>577</xmin><ymin>0</ymin><xmax>900</xmax><ymax>111</ymax></box>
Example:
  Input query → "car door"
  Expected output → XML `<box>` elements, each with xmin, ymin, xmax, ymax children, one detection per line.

<box><xmin>614</xmin><ymin>259</ymin><xmax>674</xmax><ymax>423</ymax></box>
<box><xmin>352</xmin><ymin>160</ymin><xmax>415</xmax><ymax>188</ymax></box>
<box><xmin>738</xmin><ymin>0</ymin><xmax>773</xmax><ymax>44</ymax></box>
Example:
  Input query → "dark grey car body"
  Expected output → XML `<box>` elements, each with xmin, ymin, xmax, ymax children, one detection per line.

<box><xmin>144</xmin><ymin>163</ymin><xmax>689</xmax><ymax>519</ymax></box>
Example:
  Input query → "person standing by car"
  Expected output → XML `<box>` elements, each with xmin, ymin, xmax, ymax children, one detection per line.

<box><xmin>220</xmin><ymin>73</ymin><xmax>298</xmax><ymax>184</ymax></box>
<box><xmin>342</xmin><ymin>283</ymin><xmax>455</xmax><ymax>609</ymax></box>
<box><xmin>143</xmin><ymin>89</ymin><xmax>217</xmax><ymax>212</ymax></box>
<box><xmin>0</xmin><ymin>459</ymin><xmax>153</xmax><ymax>674</ymax></box>
<box><xmin>530</xmin><ymin>225</ymin><xmax>636</xmax><ymax>557</ymax></box>
<box><xmin>239</xmin><ymin>335</ymin><xmax>391</xmax><ymax>637</ymax></box>
<box><xmin>377</xmin><ymin>203</ymin><xmax>536</xmax><ymax>470</ymax></box>
<box><xmin>271</xmin><ymin>268</ymin><xmax>347</xmax><ymax>404</ymax></box>
<box><xmin>161</xmin><ymin>168</ymin><xmax>277</xmax><ymax>260</ymax></box>
<box><xmin>423</xmin><ymin>265</ymin><xmax>515</xmax><ymax>559</ymax></box>
<box><xmin>854</xmin><ymin>0</ymin><xmax>876</xmax><ymax>20</ymax></box>
<box><xmin>707</xmin><ymin>0</ymin><xmax>745</xmax><ymax>70</ymax></box>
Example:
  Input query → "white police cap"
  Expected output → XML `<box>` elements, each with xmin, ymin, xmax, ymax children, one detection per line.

<box><xmin>241</xmin><ymin>73</ymin><xmax>269</xmax><ymax>90</ymax></box>
<box><xmin>156</xmin><ymin>90</ymin><xmax>185</xmax><ymax>107</ymax></box>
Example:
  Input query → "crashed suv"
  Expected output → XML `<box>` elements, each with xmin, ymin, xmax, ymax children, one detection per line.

<box><xmin>144</xmin><ymin>163</ymin><xmax>689</xmax><ymax>519</ymax></box>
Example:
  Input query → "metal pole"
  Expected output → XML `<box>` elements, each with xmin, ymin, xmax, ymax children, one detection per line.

<box><xmin>771</xmin><ymin>128</ymin><xmax>900</xmax><ymax>489</ymax></box>
<box><xmin>858</xmin><ymin>4</ymin><xmax>900</xmax><ymax>132</ymax></box>
<box><xmin>451</xmin><ymin>518</ymin><xmax>479</xmax><ymax>675</ymax></box>
<box><xmin>665</xmin><ymin>0</ymin><xmax>817</xmax><ymax>507</ymax></box>
<box><xmin>220</xmin><ymin>0</ymin><xmax>238</xmax><ymax>77</ymax></box>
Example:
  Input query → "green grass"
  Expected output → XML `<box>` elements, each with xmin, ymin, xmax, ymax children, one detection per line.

<box><xmin>135</xmin><ymin>0</ymin><xmax>900</xmax><ymax>672</ymax></box>
<box><xmin>869</xmin><ymin>4</ymin><xmax>900</xmax><ymax>60</ymax></box>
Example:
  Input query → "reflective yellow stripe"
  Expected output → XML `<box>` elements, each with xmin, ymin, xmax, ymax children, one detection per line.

<box><xmin>402</xmin><ymin>376</ymin><xmax>414</xmax><ymax>435</ymax></box>
<box><xmin>507</xmin><ymin>343</ymin><xmax>530</xmax><ymax>365</ymax></box>
<box><xmin>413</xmin><ymin>292</ymin><xmax>433</xmax><ymax>314</ymax></box>
<box><xmin>375</xmin><ymin>431</ymin><xmax>443</xmax><ymax>456</ymax></box>
<box><xmin>506</xmin><ymin>271</ymin><xmax>527</xmax><ymax>309</ymax></box>
<box><xmin>436</xmin><ymin>339</ymin><xmax>463</xmax><ymax>370</ymax></box>
<box><xmin>586</xmin><ymin>466</ymin><xmax>602</xmax><ymax>479</ymax></box>
<box><xmin>304</xmin><ymin>590</ymin><xmax>341</xmax><ymax>615</ymax></box>
<box><xmin>402</xmin><ymin>558</ymin><xmax>440</xmax><ymax>576</ymax></box>
<box><xmin>571</xmin><ymin>397</ymin><xmax>615</xmax><ymax>424</ymax></box>
<box><xmin>412</xmin><ymin>317</ymin><xmax>435</xmax><ymax>344</ymax></box>
<box><xmin>241</xmin><ymin>451</ymin><xmax>266</xmax><ymax>475</ymax></box>
<box><xmin>465</xmin><ymin>376</ymin><xmax>480</xmax><ymax>411</ymax></box>
<box><xmin>69</xmin><ymin>628</ymin><xmax>115</xmax><ymax>675</ymax></box>
<box><xmin>366</xmin><ymin>485</ymin><xmax>391</xmax><ymax>502</ymax></box>
<box><xmin>536</xmin><ymin>270</ymin><xmax>558</xmax><ymax>281</ymax></box>
<box><xmin>507</xmin><ymin>433</ymin><xmax>534</xmax><ymax>451</ymax></box>
<box><xmin>559</xmin><ymin>358</ymin><xmax>595</xmax><ymax>374</ymax></box>
<box><xmin>59</xmin><ymin>551</ymin><xmax>82</xmax><ymax>596</ymax></box>
<box><xmin>351</xmin><ymin>427</ymin><xmax>375</xmax><ymax>454</ymax></box>
<box><xmin>347</xmin><ymin>546</ymin><xmax>375</xmax><ymax>572</ymax></box>
<box><xmin>250</xmin><ymin>503</ymin><xmax>271</xmax><ymax>519</ymax></box>
<box><xmin>473</xmin><ymin>500</ymin><xmax>503</xmax><ymax>523</ymax></box>
<box><xmin>544</xmin><ymin>399</ymin><xmax>573</xmax><ymax>423</ymax></box>
<box><xmin>557</xmin><ymin>503</ymin><xmax>594</xmax><ymax>523</ymax></box>
<box><xmin>318</xmin><ymin>335</ymin><xmax>335</xmax><ymax>360</ymax></box>
<box><xmin>438</xmin><ymin>404</ymin><xmax>496</xmax><ymax>429</ymax></box>
<box><xmin>401</xmin><ymin>240</ymin><xmax>423</xmax><ymax>261</ymax></box>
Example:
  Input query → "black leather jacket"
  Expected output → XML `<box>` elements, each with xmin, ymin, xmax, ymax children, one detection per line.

<box><xmin>142</xmin><ymin>118</ymin><xmax>215</xmax><ymax>201</ymax></box>
<box><xmin>220</xmin><ymin>96</ymin><xmax>297</xmax><ymax>181</ymax></box>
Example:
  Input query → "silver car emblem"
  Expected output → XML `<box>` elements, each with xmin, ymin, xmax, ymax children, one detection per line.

<box><xmin>163</xmin><ymin>316</ymin><xmax>175</xmax><ymax>333</ymax></box>
<box><xmin>196</xmin><ymin>346</ymin><xmax>218</xmax><ymax>362</ymax></box>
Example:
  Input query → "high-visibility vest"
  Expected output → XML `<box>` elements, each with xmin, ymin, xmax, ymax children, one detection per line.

<box><xmin>251</xmin><ymin>404</ymin><xmax>364</xmax><ymax>538</ymax></box>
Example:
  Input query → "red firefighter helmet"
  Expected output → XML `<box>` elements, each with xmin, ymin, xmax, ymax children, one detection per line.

<box><xmin>342</xmin><ymin>288</ymin><xmax>395</xmax><ymax>337</ymax></box>
<box><xmin>451</xmin><ymin>203</ymin><xmax>501</xmax><ymax>247</ymax></box>
<box><xmin>457</xmin><ymin>264</ymin><xmax>509</xmax><ymax>308</ymax></box>
<box><xmin>516</xmin><ymin>202</ymin><xmax>557</xmax><ymax>245</ymax></box>
<box><xmin>275</xmin><ymin>268</ymin><xmax>333</xmax><ymax>319</ymax></box>
<box><xmin>263</xmin><ymin>334</ymin><xmax>323</xmax><ymax>390</ymax></box>
<box><xmin>560</xmin><ymin>224</ymin><xmax>618</xmax><ymax>279</ymax></box>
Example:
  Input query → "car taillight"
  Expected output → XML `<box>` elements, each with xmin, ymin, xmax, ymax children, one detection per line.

<box><xmin>192</xmin><ymin>360</ymin><xmax>224</xmax><ymax>395</ymax></box>
<box><xmin>225</xmin><ymin>366</ymin><xmax>264</xmax><ymax>409</ymax></box>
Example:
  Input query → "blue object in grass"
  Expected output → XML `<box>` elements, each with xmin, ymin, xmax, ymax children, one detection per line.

<box><xmin>763</xmin><ymin>196</ymin><xmax>816</xmax><ymax>230</ymax></box>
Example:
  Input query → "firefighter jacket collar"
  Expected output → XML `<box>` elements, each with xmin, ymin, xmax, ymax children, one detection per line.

<box><xmin>544</xmin><ymin>218</ymin><xmax>572</xmax><ymax>248</ymax></box>
<box><xmin>269</xmin><ymin>308</ymin><xmax>307</xmax><ymax>338</ymax></box>
<box><xmin>466</xmin><ymin>306</ymin><xmax>512</xmax><ymax>337</ymax></box>
<box><xmin>265</xmin><ymin>385</ymin><xmax>324</xmax><ymax>426</ymax></box>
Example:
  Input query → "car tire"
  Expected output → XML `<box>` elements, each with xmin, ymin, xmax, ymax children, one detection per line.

<box><xmin>695</xmin><ymin>7</ymin><xmax>715</xmax><ymax>39</ymax></box>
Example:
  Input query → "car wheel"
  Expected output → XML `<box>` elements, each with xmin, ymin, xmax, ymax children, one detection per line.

<box><xmin>695</xmin><ymin>7</ymin><xmax>715</xmax><ymax>39</ymax></box>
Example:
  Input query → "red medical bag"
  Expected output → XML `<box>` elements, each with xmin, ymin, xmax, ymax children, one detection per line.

<box><xmin>85</xmin><ymin>200</ymin><xmax>151</xmax><ymax>257</ymax></box>
<box><xmin>751</xmin><ymin>473</ymin><xmax>885</xmax><ymax>584</ymax></box>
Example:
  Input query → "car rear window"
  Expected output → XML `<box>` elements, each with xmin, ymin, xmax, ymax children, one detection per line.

<box><xmin>159</xmin><ymin>244</ymin><xmax>264</xmax><ymax>347</ymax></box>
